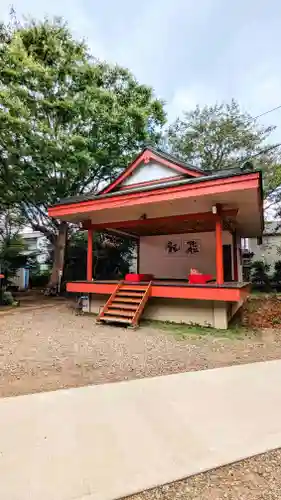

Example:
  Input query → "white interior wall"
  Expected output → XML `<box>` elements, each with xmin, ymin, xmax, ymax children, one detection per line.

<box><xmin>139</xmin><ymin>232</ymin><xmax>233</xmax><ymax>279</ymax></box>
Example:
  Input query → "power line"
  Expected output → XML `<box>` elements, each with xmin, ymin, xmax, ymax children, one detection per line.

<box><xmin>253</xmin><ymin>105</ymin><xmax>281</xmax><ymax>120</ymax></box>
<box><xmin>241</xmin><ymin>143</ymin><xmax>281</xmax><ymax>164</ymax></box>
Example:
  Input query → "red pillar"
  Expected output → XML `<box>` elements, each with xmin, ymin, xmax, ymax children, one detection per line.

<box><xmin>87</xmin><ymin>229</ymin><xmax>93</xmax><ymax>281</ymax></box>
<box><xmin>232</xmin><ymin>232</ymin><xmax>238</xmax><ymax>282</ymax></box>
<box><xmin>215</xmin><ymin>217</ymin><xmax>224</xmax><ymax>285</ymax></box>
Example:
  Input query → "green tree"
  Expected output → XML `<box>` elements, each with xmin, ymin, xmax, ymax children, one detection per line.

<box><xmin>0</xmin><ymin>209</ymin><xmax>28</xmax><ymax>283</ymax></box>
<box><xmin>63</xmin><ymin>231</ymin><xmax>135</xmax><ymax>285</ymax></box>
<box><xmin>167</xmin><ymin>100</ymin><xmax>275</xmax><ymax>171</ymax></box>
<box><xmin>250</xmin><ymin>260</ymin><xmax>272</xmax><ymax>292</ymax></box>
<box><xmin>0</xmin><ymin>16</ymin><xmax>165</xmax><ymax>288</ymax></box>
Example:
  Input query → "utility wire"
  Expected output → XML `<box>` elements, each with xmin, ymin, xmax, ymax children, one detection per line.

<box><xmin>253</xmin><ymin>105</ymin><xmax>281</xmax><ymax>120</ymax></box>
<box><xmin>248</xmin><ymin>143</ymin><xmax>281</xmax><ymax>159</ymax></box>
<box><xmin>240</xmin><ymin>143</ymin><xmax>281</xmax><ymax>165</ymax></box>
<box><xmin>241</xmin><ymin>106</ymin><xmax>281</xmax><ymax>163</ymax></box>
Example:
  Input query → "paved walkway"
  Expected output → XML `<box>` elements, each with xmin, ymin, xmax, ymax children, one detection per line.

<box><xmin>1</xmin><ymin>360</ymin><xmax>281</xmax><ymax>500</ymax></box>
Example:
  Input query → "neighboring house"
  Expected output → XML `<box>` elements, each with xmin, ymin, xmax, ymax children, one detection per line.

<box><xmin>12</xmin><ymin>231</ymin><xmax>49</xmax><ymax>290</ymax></box>
<box><xmin>248</xmin><ymin>221</ymin><xmax>281</xmax><ymax>271</ymax></box>
<box><xmin>20</xmin><ymin>231</ymin><xmax>49</xmax><ymax>268</ymax></box>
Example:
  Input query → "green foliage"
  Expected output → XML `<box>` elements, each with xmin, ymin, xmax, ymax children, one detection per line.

<box><xmin>63</xmin><ymin>231</ymin><xmax>135</xmax><ymax>283</ymax></box>
<box><xmin>262</xmin><ymin>161</ymin><xmax>281</xmax><ymax>218</ymax></box>
<box><xmin>0</xmin><ymin>209</ymin><xmax>29</xmax><ymax>281</ymax></box>
<box><xmin>167</xmin><ymin>100</ymin><xmax>275</xmax><ymax>171</ymax></box>
<box><xmin>29</xmin><ymin>272</ymin><xmax>50</xmax><ymax>288</ymax></box>
<box><xmin>250</xmin><ymin>260</ymin><xmax>272</xmax><ymax>291</ymax></box>
<box><xmin>0</xmin><ymin>290</ymin><xmax>14</xmax><ymax>306</ymax></box>
<box><xmin>0</xmin><ymin>14</ymin><xmax>165</xmax><ymax>285</ymax></box>
<box><xmin>272</xmin><ymin>260</ymin><xmax>281</xmax><ymax>283</ymax></box>
<box><xmin>0</xmin><ymin>16</ymin><xmax>165</xmax><ymax>216</ymax></box>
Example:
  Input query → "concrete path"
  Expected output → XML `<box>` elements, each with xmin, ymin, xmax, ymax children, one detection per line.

<box><xmin>1</xmin><ymin>360</ymin><xmax>281</xmax><ymax>500</ymax></box>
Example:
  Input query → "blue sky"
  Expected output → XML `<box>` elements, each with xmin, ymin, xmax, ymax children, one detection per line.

<box><xmin>1</xmin><ymin>0</ymin><xmax>281</xmax><ymax>141</ymax></box>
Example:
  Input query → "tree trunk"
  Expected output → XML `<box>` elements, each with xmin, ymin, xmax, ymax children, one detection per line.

<box><xmin>48</xmin><ymin>221</ymin><xmax>68</xmax><ymax>289</ymax></box>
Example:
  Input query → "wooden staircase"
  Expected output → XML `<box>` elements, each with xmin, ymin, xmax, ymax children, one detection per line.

<box><xmin>96</xmin><ymin>281</ymin><xmax>152</xmax><ymax>327</ymax></box>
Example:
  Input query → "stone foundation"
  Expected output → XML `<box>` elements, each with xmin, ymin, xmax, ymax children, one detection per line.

<box><xmin>88</xmin><ymin>294</ymin><xmax>243</xmax><ymax>329</ymax></box>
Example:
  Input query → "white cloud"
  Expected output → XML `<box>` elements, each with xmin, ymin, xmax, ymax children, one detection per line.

<box><xmin>167</xmin><ymin>85</ymin><xmax>221</xmax><ymax>121</ymax></box>
<box><xmin>2</xmin><ymin>0</ymin><xmax>281</xmax><ymax>142</ymax></box>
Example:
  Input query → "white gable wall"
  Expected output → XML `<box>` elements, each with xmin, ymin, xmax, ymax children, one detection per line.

<box><xmin>122</xmin><ymin>161</ymin><xmax>182</xmax><ymax>187</ymax></box>
<box><xmin>139</xmin><ymin>232</ymin><xmax>236</xmax><ymax>279</ymax></box>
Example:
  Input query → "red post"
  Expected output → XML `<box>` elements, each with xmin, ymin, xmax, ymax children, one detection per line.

<box><xmin>232</xmin><ymin>232</ymin><xmax>238</xmax><ymax>282</ymax></box>
<box><xmin>215</xmin><ymin>217</ymin><xmax>224</xmax><ymax>285</ymax></box>
<box><xmin>87</xmin><ymin>229</ymin><xmax>93</xmax><ymax>281</ymax></box>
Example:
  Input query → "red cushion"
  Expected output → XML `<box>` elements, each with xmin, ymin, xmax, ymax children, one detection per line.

<box><xmin>188</xmin><ymin>274</ymin><xmax>213</xmax><ymax>284</ymax></box>
<box><xmin>125</xmin><ymin>273</ymin><xmax>154</xmax><ymax>282</ymax></box>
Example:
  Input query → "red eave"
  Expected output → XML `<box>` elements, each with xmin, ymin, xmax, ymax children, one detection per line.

<box><xmin>48</xmin><ymin>172</ymin><xmax>260</xmax><ymax>219</ymax></box>
<box><xmin>100</xmin><ymin>149</ymin><xmax>202</xmax><ymax>195</ymax></box>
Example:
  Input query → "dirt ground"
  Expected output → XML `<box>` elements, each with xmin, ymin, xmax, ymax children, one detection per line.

<box><xmin>1</xmin><ymin>303</ymin><xmax>281</xmax><ymax>499</ymax></box>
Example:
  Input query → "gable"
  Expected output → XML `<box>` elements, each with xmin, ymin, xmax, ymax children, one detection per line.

<box><xmin>100</xmin><ymin>147</ymin><xmax>203</xmax><ymax>195</ymax></box>
<box><xmin>121</xmin><ymin>160</ymin><xmax>184</xmax><ymax>188</ymax></box>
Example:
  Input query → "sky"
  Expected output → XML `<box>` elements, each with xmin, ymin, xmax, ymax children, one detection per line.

<box><xmin>1</xmin><ymin>0</ymin><xmax>281</xmax><ymax>142</ymax></box>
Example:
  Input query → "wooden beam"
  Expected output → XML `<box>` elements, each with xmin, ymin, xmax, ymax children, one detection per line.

<box><xmin>104</xmin><ymin>228</ymin><xmax>139</xmax><ymax>240</ymax></box>
<box><xmin>90</xmin><ymin>209</ymin><xmax>238</xmax><ymax>231</ymax></box>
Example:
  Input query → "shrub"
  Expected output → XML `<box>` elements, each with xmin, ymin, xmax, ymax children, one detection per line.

<box><xmin>250</xmin><ymin>260</ymin><xmax>272</xmax><ymax>291</ymax></box>
<box><xmin>0</xmin><ymin>290</ymin><xmax>14</xmax><ymax>305</ymax></box>
<box><xmin>272</xmin><ymin>260</ymin><xmax>281</xmax><ymax>283</ymax></box>
<box><xmin>29</xmin><ymin>273</ymin><xmax>50</xmax><ymax>288</ymax></box>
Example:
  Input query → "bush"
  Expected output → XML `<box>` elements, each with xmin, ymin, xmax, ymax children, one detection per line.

<box><xmin>29</xmin><ymin>273</ymin><xmax>50</xmax><ymax>288</ymax></box>
<box><xmin>250</xmin><ymin>260</ymin><xmax>272</xmax><ymax>292</ymax></box>
<box><xmin>272</xmin><ymin>260</ymin><xmax>281</xmax><ymax>283</ymax></box>
<box><xmin>0</xmin><ymin>290</ymin><xmax>14</xmax><ymax>305</ymax></box>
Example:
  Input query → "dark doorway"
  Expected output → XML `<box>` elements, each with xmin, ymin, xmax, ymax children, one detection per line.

<box><xmin>223</xmin><ymin>244</ymin><xmax>232</xmax><ymax>282</ymax></box>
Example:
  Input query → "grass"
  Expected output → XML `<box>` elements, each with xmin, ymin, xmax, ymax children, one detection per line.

<box><xmin>143</xmin><ymin>319</ymin><xmax>253</xmax><ymax>340</ymax></box>
<box><xmin>250</xmin><ymin>290</ymin><xmax>281</xmax><ymax>297</ymax></box>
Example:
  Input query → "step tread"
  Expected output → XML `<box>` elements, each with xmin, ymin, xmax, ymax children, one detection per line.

<box><xmin>117</xmin><ymin>291</ymin><xmax>144</xmax><ymax>297</ymax></box>
<box><xmin>121</xmin><ymin>286</ymin><xmax>148</xmax><ymax>291</ymax></box>
<box><xmin>113</xmin><ymin>297</ymin><xmax>141</xmax><ymax>304</ymax></box>
<box><xmin>99</xmin><ymin>316</ymin><xmax>132</xmax><ymax>324</ymax></box>
<box><xmin>110</xmin><ymin>303</ymin><xmax>137</xmax><ymax>310</ymax></box>
<box><xmin>105</xmin><ymin>309</ymin><xmax>135</xmax><ymax>317</ymax></box>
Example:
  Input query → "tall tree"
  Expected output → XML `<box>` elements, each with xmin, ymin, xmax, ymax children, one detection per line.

<box><xmin>167</xmin><ymin>100</ymin><xmax>276</xmax><ymax>171</ymax></box>
<box><xmin>0</xmin><ymin>16</ymin><xmax>165</xmax><ymax>287</ymax></box>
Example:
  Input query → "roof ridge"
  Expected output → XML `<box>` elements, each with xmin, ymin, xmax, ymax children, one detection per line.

<box><xmin>145</xmin><ymin>146</ymin><xmax>206</xmax><ymax>174</ymax></box>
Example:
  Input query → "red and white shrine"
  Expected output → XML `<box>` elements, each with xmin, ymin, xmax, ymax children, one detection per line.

<box><xmin>49</xmin><ymin>147</ymin><xmax>263</xmax><ymax>329</ymax></box>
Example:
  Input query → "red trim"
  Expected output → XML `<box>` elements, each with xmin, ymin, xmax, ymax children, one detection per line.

<box><xmin>90</xmin><ymin>209</ymin><xmax>238</xmax><ymax>231</ymax></box>
<box><xmin>100</xmin><ymin>149</ymin><xmax>202</xmax><ymax>195</ymax></box>
<box><xmin>118</xmin><ymin>174</ymin><xmax>183</xmax><ymax>190</ymax></box>
<box><xmin>232</xmin><ymin>232</ymin><xmax>238</xmax><ymax>281</ymax></box>
<box><xmin>66</xmin><ymin>281</ymin><xmax>250</xmax><ymax>302</ymax></box>
<box><xmin>87</xmin><ymin>229</ymin><xmax>93</xmax><ymax>281</ymax></box>
<box><xmin>48</xmin><ymin>173</ymin><xmax>260</xmax><ymax>218</ymax></box>
<box><xmin>216</xmin><ymin>217</ymin><xmax>223</xmax><ymax>285</ymax></box>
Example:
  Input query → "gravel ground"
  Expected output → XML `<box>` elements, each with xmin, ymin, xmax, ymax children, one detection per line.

<box><xmin>1</xmin><ymin>304</ymin><xmax>281</xmax><ymax>499</ymax></box>
<box><xmin>1</xmin><ymin>304</ymin><xmax>281</xmax><ymax>398</ymax></box>
<box><xmin>128</xmin><ymin>449</ymin><xmax>281</xmax><ymax>499</ymax></box>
